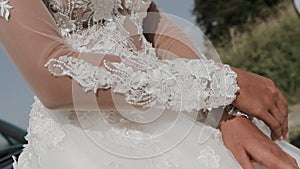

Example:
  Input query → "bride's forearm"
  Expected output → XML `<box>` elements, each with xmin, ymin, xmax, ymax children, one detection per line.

<box><xmin>40</xmin><ymin>53</ymin><xmax>123</xmax><ymax>111</ymax></box>
<box><xmin>44</xmin><ymin>53</ymin><xmax>239</xmax><ymax>112</ymax></box>
<box><xmin>0</xmin><ymin>0</ymin><xmax>124</xmax><ymax>112</ymax></box>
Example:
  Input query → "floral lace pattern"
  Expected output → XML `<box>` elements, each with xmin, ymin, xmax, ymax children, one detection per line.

<box><xmin>13</xmin><ymin>145</ymin><xmax>33</xmax><ymax>169</ymax></box>
<box><xmin>79</xmin><ymin>110</ymin><xmax>163</xmax><ymax>157</ymax></box>
<box><xmin>43</xmin><ymin>0</ymin><xmax>151</xmax><ymax>36</ymax></box>
<box><xmin>105</xmin><ymin>57</ymin><xmax>239</xmax><ymax>112</ymax></box>
<box><xmin>45</xmin><ymin>56</ymin><xmax>112</xmax><ymax>92</ymax></box>
<box><xmin>197</xmin><ymin>146</ymin><xmax>221</xmax><ymax>169</ymax></box>
<box><xmin>43</xmin><ymin>0</ymin><xmax>119</xmax><ymax>36</ymax></box>
<box><xmin>45</xmin><ymin>54</ymin><xmax>239</xmax><ymax>112</ymax></box>
<box><xmin>0</xmin><ymin>0</ymin><xmax>13</xmax><ymax>21</ymax></box>
<box><xmin>13</xmin><ymin>97</ymin><xmax>66</xmax><ymax>169</ymax></box>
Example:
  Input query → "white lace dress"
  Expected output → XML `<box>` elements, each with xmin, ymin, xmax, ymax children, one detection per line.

<box><xmin>0</xmin><ymin>0</ymin><xmax>298</xmax><ymax>169</ymax></box>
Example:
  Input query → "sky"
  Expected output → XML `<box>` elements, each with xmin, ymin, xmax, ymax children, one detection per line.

<box><xmin>295</xmin><ymin>0</ymin><xmax>300</xmax><ymax>15</ymax></box>
<box><xmin>0</xmin><ymin>0</ymin><xmax>197</xmax><ymax>129</ymax></box>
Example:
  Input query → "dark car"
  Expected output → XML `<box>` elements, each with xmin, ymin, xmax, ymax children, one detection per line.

<box><xmin>0</xmin><ymin>119</ymin><xmax>27</xmax><ymax>169</ymax></box>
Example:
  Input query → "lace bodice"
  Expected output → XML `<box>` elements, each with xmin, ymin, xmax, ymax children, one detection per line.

<box><xmin>43</xmin><ymin>0</ymin><xmax>152</xmax><ymax>36</ymax></box>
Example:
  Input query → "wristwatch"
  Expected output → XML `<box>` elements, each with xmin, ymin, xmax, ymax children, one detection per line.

<box><xmin>217</xmin><ymin>105</ymin><xmax>253</xmax><ymax>128</ymax></box>
<box><xmin>226</xmin><ymin>105</ymin><xmax>253</xmax><ymax>120</ymax></box>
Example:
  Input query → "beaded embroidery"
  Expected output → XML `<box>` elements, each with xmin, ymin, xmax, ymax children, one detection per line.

<box><xmin>0</xmin><ymin>0</ymin><xmax>13</xmax><ymax>21</ymax></box>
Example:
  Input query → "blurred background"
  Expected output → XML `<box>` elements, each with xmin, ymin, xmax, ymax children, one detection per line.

<box><xmin>0</xmin><ymin>0</ymin><xmax>299</xmax><ymax>147</ymax></box>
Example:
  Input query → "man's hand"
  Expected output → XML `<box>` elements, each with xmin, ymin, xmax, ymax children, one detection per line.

<box><xmin>232</xmin><ymin>67</ymin><xmax>289</xmax><ymax>140</ymax></box>
<box><xmin>220</xmin><ymin>116</ymin><xmax>299</xmax><ymax>169</ymax></box>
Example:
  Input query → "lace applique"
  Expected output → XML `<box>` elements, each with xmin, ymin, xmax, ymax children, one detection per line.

<box><xmin>63</xmin><ymin>19</ymin><xmax>138</xmax><ymax>54</ymax></box>
<box><xmin>93</xmin><ymin>112</ymin><xmax>161</xmax><ymax>155</ymax></box>
<box><xmin>43</xmin><ymin>0</ymin><xmax>122</xmax><ymax>35</ymax></box>
<box><xmin>45</xmin><ymin>56</ymin><xmax>112</xmax><ymax>92</ymax></box>
<box><xmin>125</xmin><ymin>0</ymin><xmax>151</xmax><ymax>12</ymax></box>
<box><xmin>26</xmin><ymin>97</ymin><xmax>65</xmax><ymax>152</ymax></box>
<box><xmin>197</xmin><ymin>146</ymin><xmax>220</xmax><ymax>169</ymax></box>
<box><xmin>105</xmin><ymin>56</ymin><xmax>240</xmax><ymax>112</ymax></box>
<box><xmin>45</xmin><ymin>54</ymin><xmax>239</xmax><ymax>112</ymax></box>
<box><xmin>12</xmin><ymin>144</ymin><xmax>42</xmax><ymax>169</ymax></box>
<box><xmin>13</xmin><ymin>97</ymin><xmax>66</xmax><ymax>169</ymax></box>
<box><xmin>0</xmin><ymin>0</ymin><xmax>13</xmax><ymax>21</ymax></box>
<box><xmin>43</xmin><ymin>0</ymin><xmax>151</xmax><ymax>36</ymax></box>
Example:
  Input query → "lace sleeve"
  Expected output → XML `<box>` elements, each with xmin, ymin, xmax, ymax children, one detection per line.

<box><xmin>45</xmin><ymin>55</ymin><xmax>239</xmax><ymax>112</ymax></box>
<box><xmin>0</xmin><ymin>0</ymin><xmax>13</xmax><ymax>21</ymax></box>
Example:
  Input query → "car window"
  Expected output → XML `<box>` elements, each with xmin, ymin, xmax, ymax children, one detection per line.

<box><xmin>0</xmin><ymin>134</ymin><xmax>10</xmax><ymax>152</ymax></box>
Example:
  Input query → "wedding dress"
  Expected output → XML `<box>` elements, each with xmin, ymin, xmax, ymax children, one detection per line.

<box><xmin>0</xmin><ymin>0</ymin><xmax>299</xmax><ymax>169</ymax></box>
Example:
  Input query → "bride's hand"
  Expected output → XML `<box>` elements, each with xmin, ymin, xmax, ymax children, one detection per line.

<box><xmin>220</xmin><ymin>116</ymin><xmax>299</xmax><ymax>169</ymax></box>
<box><xmin>231</xmin><ymin>67</ymin><xmax>288</xmax><ymax>140</ymax></box>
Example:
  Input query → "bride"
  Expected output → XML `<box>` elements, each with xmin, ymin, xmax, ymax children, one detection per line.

<box><xmin>0</xmin><ymin>0</ymin><xmax>299</xmax><ymax>168</ymax></box>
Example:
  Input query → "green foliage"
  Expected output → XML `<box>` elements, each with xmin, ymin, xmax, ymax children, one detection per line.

<box><xmin>193</xmin><ymin>0</ymin><xmax>282</xmax><ymax>46</ymax></box>
<box><xmin>221</xmin><ymin>12</ymin><xmax>300</xmax><ymax>103</ymax></box>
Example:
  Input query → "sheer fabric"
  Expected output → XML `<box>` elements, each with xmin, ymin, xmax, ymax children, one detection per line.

<box><xmin>0</xmin><ymin>0</ymin><xmax>299</xmax><ymax>169</ymax></box>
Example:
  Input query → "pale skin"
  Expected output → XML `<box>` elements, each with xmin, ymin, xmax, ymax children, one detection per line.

<box><xmin>0</xmin><ymin>1</ymin><xmax>296</xmax><ymax>168</ymax></box>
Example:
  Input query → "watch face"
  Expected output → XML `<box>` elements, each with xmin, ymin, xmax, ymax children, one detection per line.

<box><xmin>294</xmin><ymin>0</ymin><xmax>300</xmax><ymax>15</ymax></box>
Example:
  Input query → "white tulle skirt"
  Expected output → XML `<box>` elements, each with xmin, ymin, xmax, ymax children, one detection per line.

<box><xmin>13</xmin><ymin>97</ymin><xmax>300</xmax><ymax>169</ymax></box>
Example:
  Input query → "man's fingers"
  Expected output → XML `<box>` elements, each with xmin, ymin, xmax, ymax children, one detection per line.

<box><xmin>282</xmin><ymin>120</ymin><xmax>289</xmax><ymax>139</ymax></box>
<box><xmin>262</xmin><ymin>112</ymin><xmax>282</xmax><ymax>140</ymax></box>
<box><xmin>250</xmin><ymin>142</ymin><xmax>299</xmax><ymax>169</ymax></box>
<box><xmin>276</xmin><ymin>90</ymin><xmax>289</xmax><ymax>139</ymax></box>
<box><xmin>270</xmin><ymin>106</ymin><xmax>285</xmax><ymax>125</ymax></box>
<box><xmin>270</xmin><ymin>106</ymin><xmax>285</xmax><ymax>140</ymax></box>
<box><xmin>276</xmin><ymin>90</ymin><xmax>288</xmax><ymax>118</ymax></box>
